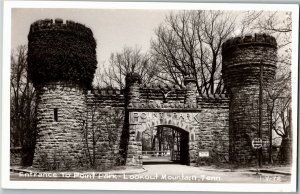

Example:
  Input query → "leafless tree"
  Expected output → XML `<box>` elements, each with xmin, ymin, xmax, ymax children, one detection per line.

<box><xmin>97</xmin><ymin>46</ymin><xmax>159</xmax><ymax>90</ymax></box>
<box><xmin>264</xmin><ymin>71</ymin><xmax>291</xmax><ymax>163</ymax></box>
<box><xmin>240</xmin><ymin>11</ymin><xmax>292</xmax><ymax>164</ymax></box>
<box><xmin>10</xmin><ymin>45</ymin><xmax>37</xmax><ymax>166</ymax></box>
<box><xmin>151</xmin><ymin>10</ymin><xmax>236</xmax><ymax>94</ymax></box>
<box><xmin>81</xmin><ymin>104</ymin><xmax>124</xmax><ymax>169</ymax></box>
<box><xmin>240</xmin><ymin>11</ymin><xmax>292</xmax><ymax>68</ymax></box>
<box><xmin>142</xmin><ymin>127</ymin><xmax>173</xmax><ymax>155</ymax></box>
<box><xmin>240</xmin><ymin>11</ymin><xmax>291</xmax><ymax>35</ymax></box>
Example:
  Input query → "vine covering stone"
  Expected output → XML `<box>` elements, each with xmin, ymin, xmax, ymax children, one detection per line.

<box><xmin>27</xmin><ymin>18</ymin><xmax>97</xmax><ymax>88</ymax></box>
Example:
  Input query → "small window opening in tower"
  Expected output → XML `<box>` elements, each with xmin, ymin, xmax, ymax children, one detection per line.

<box><xmin>54</xmin><ymin>108</ymin><xmax>58</xmax><ymax>122</ymax></box>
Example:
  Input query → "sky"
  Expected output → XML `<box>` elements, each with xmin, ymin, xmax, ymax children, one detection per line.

<box><xmin>11</xmin><ymin>8</ymin><xmax>290</xmax><ymax>75</ymax></box>
<box><xmin>11</xmin><ymin>8</ymin><xmax>171</xmax><ymax>66</ymax></box>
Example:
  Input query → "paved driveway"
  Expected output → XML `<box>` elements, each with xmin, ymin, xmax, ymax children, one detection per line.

<box><xmin>139</xmin><ymin>163</ymin><xmax>290</xmax><ymax>183</ymax></box>
<box><xmin>10</xmin><ymin>163</ymin><xmax>290</xmax><ymax>183</ymax></box>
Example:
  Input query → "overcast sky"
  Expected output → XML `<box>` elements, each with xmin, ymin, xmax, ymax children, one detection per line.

<box><xmin>11</xmin><ymin>8</ymin><xmax>290</xmax><ymax>76</ymax></box>
<box><xmin>12</xmin><ymin>8</ymin><xmax>171</xmax><ymax>65</ymax></box>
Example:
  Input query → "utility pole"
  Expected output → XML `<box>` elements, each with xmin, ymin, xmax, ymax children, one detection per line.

<box><xmin>269</xmin><ymin>105</ymin><xmax>273</xmax><ymax>164</ymax></box>
<box><xmin>258</xmin><ymin>64</ymin><xmax>263</xmax><ymax>167</ymax></box>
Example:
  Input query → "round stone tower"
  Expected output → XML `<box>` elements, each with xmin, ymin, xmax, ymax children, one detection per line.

<box><xmin>222</xmin><ymin>34</ymin><xmax>277</xmax><ymax>165</ymax></box>
<box><xmin>27</xmin><ymin>19</ymin><xmax>97</xmax><ymax>169</ymax></box>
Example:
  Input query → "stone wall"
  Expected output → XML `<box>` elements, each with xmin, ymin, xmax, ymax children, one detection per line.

<box><xmin>10</xmin><ymin>147</ymin><xmax>22</xmax><ymax>166</ymax></box>
<box><xmin>33</xmin><ymin>85</ymin><xmax>126</xmax><ymax>170</ymax></box>
<box><xmin>125</xmin><ymin>75</ymin><xmax>203</xmax><ymax>166</ymax></box>
<box><xmin>138</xmin><ymin>84</ymin><xmax>186</xmax><ymax>109</ymax></box>
<box><xmin>126</xmin><ymin>110</ymin><xmax>202</xmax><ymax>166</ymax></box>
<box><xmin>31</xmin><ymin>80</ymin><xmax>231</xmax><ymax>169</ymax></box>
<box><xmin>33</xmin><ymin>82</ymin><xmax>86</xmax><ymax>170</ymax></box>
<box><xmin>124</xmin><ymin>76</ymin><xmax>231</xmax><ymax>166</ymax></box>
<box><xmin>197</xmin><ymin>95</ymin><xmax>230</xmax><ymax>165</ymax></box>
<box><xmin>84</xmin><ymin>89</ymin><xmax>125</xmax><ymax>169</ymax></box>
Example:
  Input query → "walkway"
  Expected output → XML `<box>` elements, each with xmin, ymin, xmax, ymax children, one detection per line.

<box><xmin>140</xmin><ymin>163</ymin><xmax>291</xmax><ymax>183</ymax></box>
<box><xmin>142</xmin><ymin>155</ymin><xmax>175</xmax><ymax>165</ymax></box>
<box><xmin>10</xmin><ymin>164</ymin><xmax>291</xmax><ymax>183</ymax></box>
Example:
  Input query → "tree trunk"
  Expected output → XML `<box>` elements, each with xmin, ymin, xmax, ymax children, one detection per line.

<box><xmin>152</xmin><ymin>135</ymin><xmax>156</xmax><ymax>151</ymax></box>
<box><xmin>279</xmin><ymin>136</ymin><xmax>292</xmax><ymax>164</ymax></box>
<box><xmin>268</xmin><ymin>108</ymin><xmax>273</xmax><ymax>164</ymax></box>
<box><xmin>158</xmin><ymin>127</ymin><xmax>162</xmax><ymax>156</ymax></box>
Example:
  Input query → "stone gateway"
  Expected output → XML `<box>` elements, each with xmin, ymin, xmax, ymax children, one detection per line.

<box><xmin>27</xmin><ymin>19</ymin><xmax>277</xmax><ymax>170</ymax></box>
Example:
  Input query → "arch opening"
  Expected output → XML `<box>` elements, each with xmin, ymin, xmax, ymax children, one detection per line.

<box><xmin>141</xmin><ymin>125</ymin><xmax>190</xmax><ymax>165</ymax></box>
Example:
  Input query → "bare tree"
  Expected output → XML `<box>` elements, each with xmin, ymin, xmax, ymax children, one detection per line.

<box><xmin>239</xmin><ymin>11</ymin><xmax>292</xmax><ymax>67</ymax></box>
<box><xmin>240</xmin><ymin>11</ymin><xmax>292</xmax><ymax>164</ymax></box>
<box><xmin>97</xmin><ymin>46</ymin><xmax>159</xmax><ymax>89</ymax></box>
<box><xmin>81</xmin><ymin>104</ymin><xmax>124</xmax><ymax>169</ymax></box>
<box><xmin>93</xmin><ymin>62</ymin><xmax>112</xmax><ymax>88</ymax></box>
<box><xmin>10</xmin><ymin>45</ymin><xmax>37</xmax><ymax>166</ymax></box>
<box><xmin>241</xmin><ymin>11</ymin><xmax>291</xmax><ymax>35</ymax></box>
<box><xmin>151</xmin><ymin>10</ymin><xmax>236</xmax><ymax>94</ymax></box>
<box><xmin>265</xmin><ymin>71</ymin><xmax>291</xmax><ymax>163</ymax></box>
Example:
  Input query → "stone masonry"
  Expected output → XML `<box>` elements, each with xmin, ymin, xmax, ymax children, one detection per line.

<box><xmin>27</xmin><ymin>18</ymin><xmax>277</xmax><ymax>170</ymax></box>
<box><xmin>222</xmin><ymin>34</ymin><xmax>277</xmax><ymax>165</ymax></box>
<box><xmin>33</xmin><ymin>82</ymin><xmax>86</xmax><ymax>170</ymax></box>
<box><xmin>124</xmin><ymin>75</ymin><xmax>230</xmax><ymax>166</ymax></box>
<box><xmin>197</xmin><ymin>95</ymin><xmax>230</xmax><ymax>165</ymax></box>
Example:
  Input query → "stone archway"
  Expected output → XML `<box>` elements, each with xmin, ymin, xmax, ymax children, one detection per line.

<box><xmin>141</xmin><ymin>124</ymin><xmax>190</xmax><ymax>165</ymax></box>
<box><xmin>126</xmin><ymin>111</ymin><xmax>200</xmax><ymax>166</ymax></box>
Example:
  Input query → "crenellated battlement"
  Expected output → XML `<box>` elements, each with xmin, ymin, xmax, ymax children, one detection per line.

<box><xmin>35</xmin><ymin>82</ymin><xmax>86</xmax><ymax>95</ymax></box>
<box><xmin>29</xmin><ymin>18</ymin><xmax>94</xmax><ymax>40</ymax></box>
<box><xmin>141</xmin><ymin>83</ymin><xmax>185</xmax><ymax>91</ymax></box>
<box><xmin>139</xmin><ymin>83</ymin><xmax>186</xmax><ymax>99</ymax></box>
<box><xmin>87</xmin><ymin>88</ymin><xmax>123</xmax><ymax>96</ymax></box>
<box><xmin>222</xmin><ymin>33</ymin><xmax>277</xmax><ymax>89</ymax></box>
<box><xmin>199</xmin><ymin>93</ymin><xmax>228</xmax><ymax>100</ymax></box>
<box><xmin>222</xmin><ymin>33</ymin><xmax>277</xmax><ymax>53</ymax></box>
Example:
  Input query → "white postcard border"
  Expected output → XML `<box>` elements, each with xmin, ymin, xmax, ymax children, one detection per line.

<box><xmin>1</xmin><ymin>1</ymin><xmax>299</xmax><ymax>192</ymax></box>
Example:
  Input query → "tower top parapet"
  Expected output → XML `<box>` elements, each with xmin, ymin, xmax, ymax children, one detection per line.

<box><xmin>222</xmin><ymin>33</ymin><xmax>277</xmax><ymax>54</ymax></box>
<box><xmin>222</xmin><ymin>33</ymin><xmax>278</xmax><ymax>89</ymax></box>
<box><xmin>183</xmin><ymin>76</ymin><xmax>197</xmax><ymax>85</ymax></box>
<box><xmin>29</xmin><ymin>18</ymin><xmax>94</xmax><ymax>41</ymax></box>
<box><xmin>125</xmin><ymin>73</ymin><xmax>142</xmax><ymax>86</ymax></box>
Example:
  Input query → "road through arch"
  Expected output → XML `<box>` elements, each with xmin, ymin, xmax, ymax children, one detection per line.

<box><xmin>126</xmin><ymin>111</ymin><xmax>200</xmax><ymax>166</ymax></box>
<box><xmin>141</xmin><ymin>125</ymin><xmax>190</xmax><ymax>165</ymax></box>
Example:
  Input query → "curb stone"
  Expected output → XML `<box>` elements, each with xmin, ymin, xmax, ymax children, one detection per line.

<box><xmin>249</xmin><ymin>169</ymin><xmax>291</xmax><ymax>175</ymax></box>
<box><xmin>196</xmin><ymin>167</ymin><xmax>291</xmax><ymax>175</ymax></box>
